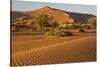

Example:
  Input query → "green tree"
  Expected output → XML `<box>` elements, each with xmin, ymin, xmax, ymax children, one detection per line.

<box><xmin>34</xmin><ymin>14</ymin><xmax>49</xmax><ymax>30</ymax></box>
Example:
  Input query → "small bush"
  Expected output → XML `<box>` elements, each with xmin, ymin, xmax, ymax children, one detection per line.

<box><xmin>72</xmin><ymin>24</ymin><xmax>81</xmax><ymax>29</ymax></box>
<box><xmin>12</xmin><ymin>26</ymin><xmax>19</xmax><ymax>32</ymax></box>
<box><xmin>64</xmin><ymin>31</ymin><xmax>73</xmax><ymax>36</ymax></box>
<box><xmin>78</xmin><ymin>27</ymin><xmax>85</xmax><ymax>32</ymax></box>
<box><xmin>55</xmin><ymin>29</ymin><xmax>73</xmax><ymax>37</ymax></box>
<box><xmin>85</xmin><ymin>24</ymin><xmax>91</xmax><ymax>29</ymax></box>
<box><xmin>88</xmin><ymin>17</ymin><xmax>96</xmax><ymax>25</ymax></box>
<box><xmin>57</xmin><ymin>31</ymin><xmax>73</xmax><ymax>37</ymax></box>
<box><xmin>45</xmin><ymin>29</ymin><xmax>55</xmax><ymax>36</ymax></box>
<box><xmin>46</xmin><ymin>27</ymin><xmax>73</xmax><ymax>37</ymax></box>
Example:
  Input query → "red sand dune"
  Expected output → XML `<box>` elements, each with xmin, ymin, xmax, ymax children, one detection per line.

<box><xmin>12</xmin><ymin>36</ymin><xmax>96</xmax><ymax>66</ymax></box>
<box><xmin>29</xmin><ymin>6</ymin><xmax>74</xmax><ymax>23</ymax></box>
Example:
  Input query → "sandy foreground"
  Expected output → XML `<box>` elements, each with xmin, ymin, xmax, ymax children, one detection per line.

<box><xmin>11</xmin><ymin>35</ymin><xmax>96</xmax><ymax>66</ymax></box>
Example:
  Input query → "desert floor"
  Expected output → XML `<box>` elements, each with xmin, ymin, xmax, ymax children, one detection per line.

<box><xmin>11</xmin><ymin>30</ymin><xmax>96</xmax><ymax>66</ymax></box>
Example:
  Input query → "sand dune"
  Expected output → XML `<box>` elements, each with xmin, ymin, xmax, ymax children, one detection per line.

<box><xmin>12</xmin><ymin>36</ymin><xmax>84</xmax><ymax>53</ymax></box>
<box><xmin>12</xmin><ymin>36</ymin><xmax>96</xmax><ymax>66</ymax></box>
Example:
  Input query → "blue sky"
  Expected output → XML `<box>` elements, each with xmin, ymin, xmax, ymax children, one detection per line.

<box><xmin>12</xmin><ymin>0</ymin><xmax>97</xmax><ymax>15</ymax></box>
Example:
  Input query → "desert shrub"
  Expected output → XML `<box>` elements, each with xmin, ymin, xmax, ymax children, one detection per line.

<box><xmin>45</xmin><ymin>28</ymin><xmax>55</xmax><ymax>36</ymax></box>
<box><xmin>67</xmin><ymin>24</ymin><xmax>73</xmax><ymax>28</ymax></box>
<box><xmin>64</xmin><ymin>31</ymin><xmax>73</xmax><ymax>36</ymax></box>
<box><xmin>87</xmin><ymin>17</ymin><xmax>96</xmax><ymax>25</ymax></box>
<box><xmin>71</xmin><ymin>24</ymin><xmax>81</xmax><ymax>29</ymax></box>
<box><xmin>73</xmin><ymin>24</ymin><xmax>79</xmax><ymax>29</ymax></box>
<box><xmin>78</xmin><ymin>27</ymin><xmax>85</xmax><ymax>32</ymax></box>
<box><xmin>85</xmin><ymin>24</ymin><xmax>91</xmax><ymax>29</ymax></box>
<box><xmin>12</xmin><ymin>26</ymin><xmax>19</xmax><ymax>32</ymax></box>
<box><xmin>51</xmin><ymin>22</ymin><xmax>59</xmax><ymax>28</ymax></box>
<box><xmin>58</xmin><ymin>23</ymin><xmax>68</xmax><ymax>29</ymax></box>
<box><xmin>81</xmin><ymin>24</ymin><xmax>87</xmax><ymax>27</ymax></box>
<box><xmin>46</xmin><ymin>27</ymin><xmax>73</xmax><ymax>37</ymax></box>
<box><xmin>56</xmin><ymin>30</ymin><xmax>73</xmax><ymax>37</ymax></box>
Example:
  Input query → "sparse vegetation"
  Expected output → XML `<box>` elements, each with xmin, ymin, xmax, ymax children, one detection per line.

<box><xmin>56</xmin><ymin>30</ymin><xmax>73</xmax><ymax>37</ymax></box>
<box><xmin>72</xmin><ymin>24</ymin><xmax>81</xmax><ymax>29</ymax></box>
<box><xmin>46</xmin><ymin>28</ymin><xmax>55</xmax><ymax>36</ymax></box>
<box><xmin>33</xmin><ymin>14</ymin><xmax>49</xmax><ymax>30</ymax></box>
<box><xmin>12</xmin><ymin>26</ymin><xmax>19</xmax><ymax>32</ymax></box>
<box><xmin>88</xmin><ymin>17</ymin><xmax>96</xmax><ymax>25</ymax></box>
<box><xmin>58</xmin><ymin>23</ymin><xmax>68</xmax><ymax>29</ymax></box>
<box><xmin>46</xmin><ymin>26</ymin><xmax>73</xmax><ymax>37</ymax></box>
<box><xmin>11</xmin><ymin>6</ymin><xmax>96</xmax><ymax>37</ymax></box>
<box><xmin>85</xmin><ymin>24</ymin><xmax>91</xmax><ymax>29</ymax></box>
<box><xmin>78</xmin><ymin>27</ymin><xmax>85</xmax><ymax>32</ymax></box>
<box><xmin>77</xmin><ymin>24</ymin><xmax>86</xmax><ymax>32</ymax></box>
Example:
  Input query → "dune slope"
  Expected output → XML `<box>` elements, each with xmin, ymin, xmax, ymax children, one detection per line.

<box><xmin>12</xmin><ymin>36</ymin><xmax>96</xmax><ymax>66</ymax></box>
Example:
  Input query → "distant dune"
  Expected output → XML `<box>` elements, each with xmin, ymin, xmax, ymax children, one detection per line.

<box><xmin>12</xmin><ymin>36</ymin><xmax>96</xmax><ymax>66</ymax></box>
<box><xmin>11</xmin><ymin>6</ymin><xmax>96</xmax><ymax>24</ymax></box>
